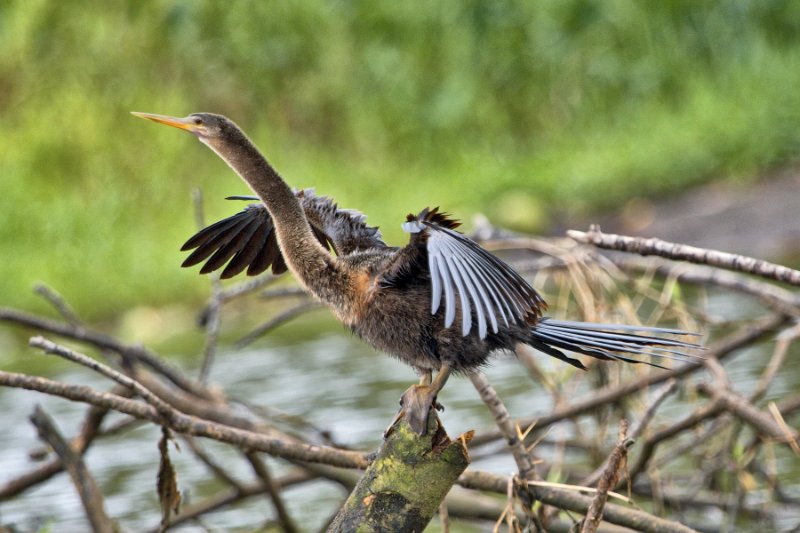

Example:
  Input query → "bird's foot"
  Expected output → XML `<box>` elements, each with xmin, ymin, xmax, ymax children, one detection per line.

<box><xmin>386</xmin><ymin>384</ymin><xmax>443</xmax><ymax>437</ymax></box>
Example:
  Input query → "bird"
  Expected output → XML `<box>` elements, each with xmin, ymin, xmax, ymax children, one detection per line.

<box><xmin>132</xmin><ymin>112</ymin><xmax>699</xmax><ymax>434</ymax></box>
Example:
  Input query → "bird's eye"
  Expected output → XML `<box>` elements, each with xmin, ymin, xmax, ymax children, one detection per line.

<box><xmin>192</xmin><ymin>116</ymin><xmax>203</xmax><ymax>125</ymax></box>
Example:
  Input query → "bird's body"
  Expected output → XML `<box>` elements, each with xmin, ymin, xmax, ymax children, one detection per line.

<box><xmin>133</xmin><ymin>111</ymin><xmax>699</xmax><ymax>432</ymax></box>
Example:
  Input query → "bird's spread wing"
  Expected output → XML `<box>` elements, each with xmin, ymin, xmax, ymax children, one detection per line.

<box><xmin>181</xmin><ymin>188</ymin><xmax>384</xmax><ymax>279</ymax></box>
<box><xmin>396</xmin><ymin>207</ymin><xmax>546</xmax><ymax>339</ymax></box>
<box><xmin>295</xmin><ymin>189</ymin><xmax>385</xmax><ymax>255</ymax></box>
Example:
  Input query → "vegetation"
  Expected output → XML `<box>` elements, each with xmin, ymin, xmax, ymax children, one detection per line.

<box><xmin>3</xmin><ymin>1</ymin><xmax>800</xmax><ymax>315</ymax></box>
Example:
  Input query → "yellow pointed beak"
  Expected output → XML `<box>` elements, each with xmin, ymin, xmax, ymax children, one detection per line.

<box><xmin>131</xmin><ymin>112</ymin><xmax>201</xmax><ymax>133</ymax></box>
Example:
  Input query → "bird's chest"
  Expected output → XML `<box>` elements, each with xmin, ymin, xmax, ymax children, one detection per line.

<box><xmin>348</xmin><ymin>287</ymin><xmax>442</xmax><ymax>368</ymax></box>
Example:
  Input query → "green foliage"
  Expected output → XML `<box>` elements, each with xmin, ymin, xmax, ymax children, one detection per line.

<box><xmin>2</xmin><ymin>1</ymin><xmax>800</xmax><ymax>316</ymax></box>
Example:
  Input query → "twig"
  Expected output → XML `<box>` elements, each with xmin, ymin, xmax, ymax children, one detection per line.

<box><xmin>468</xmin><ymin>371</ymin><xmax>543</xmax><ymax>531</ymax></box>
<box><xmin>696</xmin><ymin>383</ymin><xmax>800</xmax><ymax>444</ymax></box>
<box><xmin>199</xmin><ymin>282</ymin><xmax>222</xmax><ymax>383</ymax></box>
<box><xmin>259</xmin><ymin>286</ymin><xmax>310</xmax><ymax>299</ymax></box>
<box><xmin>473</xmin><ymin>314</ymin><xmax>785</xmax><ymax>447</ymax></box>
<box><xmin>568</xmin><ymin>226</ymin><xmax>800</xmax><ymax>286</ymax></box>
<box><xmin>192</xmin><ymin>188</ymin><xmax>223</xmax><ymax>384</ymax></box>
<box><xmin>182</xmin><ymin>436</ymin><xmax>245</xmax><ymax>491</ymax></box>
<box><xmin>156</xmin><ymin>470</ymin><xmax>313</xmax><ymax>532</ymax></box>
<box><xmin>751</xmin><ymin>323</ymin><xmax>800</xmax><ymax>402</ymax></box>
<box><xmin>458</xmin><ymin>470</ymin><xmax>699</xmax><ymax>533</ymax></box>
<box><xmin>439</xmin><ymin>501</ymin><xmax>450</xmax><ymax>533</ymax></box>
<box><xmin>1</xmin><ymin>307</ymin><xmax>211</xmax><ymax>399</ymax></box>
<box><xmin>767</xmin><ymin>402</ymin><xmax>800</xmax><ymax>454</ymax></box>
<box><xmin>581</xmin><ymin>380</ymin><xmax>677</xmax><ymax>488</ymax></box>
<box><xmin>607</xmin><ymin>256</ymin><xmax>800</xmax><ymax>317</ymax></box>
<box><xmin>197</xmin><ymin>274</ymin><xmax>280</xmax><ymax>322</ymax></box>
<box><xmin>628</xmin><ymin>399</ymin><xmax>725</xmax><ymax>479</ymax></box>
<box><xmin>581</xmin><ymin>420</ymin><xmax>633</xmax><ymax>533</ymax></box>
<box><xmin>469</xmin><ymin>371</ymin><xmax>537</xmax><ymax>481</ymax></box>
<box><xmin>29</xmin><ymin>336</ymin><xmax>178</xmax><ymax>422</ymax></box>
<box><xmin>0</xmin><ymin>370</ymin><xmax>370</xmax><ymax>469</ymax></box>
<box><xmin>244</xmin><ymin>451</ymin><xmax>299</xmax><ymax>533</ymax></box>
<box><xmin>30</xmin><ymin>406</ymin><xmax>116</xmax><ymax>533</ymax></box>
<box><xmin>235</xmin><ymin>301</ymin><xmax>321</xmax><ymax>348</ymax></box>
<box><xmin>0</xmin><ymin>386</ymin><xmax>130</xmax><ymax>500</ymax></box>
<box><xmin>34</xmin><ymin>283</ymin><xmax>82</xmax><ymax>325</ymax></box>
<box><xmin>629</xmin><ymin>482</ymin><xmax>779</xmax><ymax>517</ymax></box>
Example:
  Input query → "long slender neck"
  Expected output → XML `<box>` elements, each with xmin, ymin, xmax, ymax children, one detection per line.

<box><xmin>205</xmin><ymin>131</ymin><xmax>337</xmax><ymax>296</ymax></box>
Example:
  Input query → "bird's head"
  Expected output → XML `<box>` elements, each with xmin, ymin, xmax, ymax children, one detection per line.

<box><xmin>131</xmin><ymin>112</ymin><xmax>239</xmax><ymax>148</ymax></box>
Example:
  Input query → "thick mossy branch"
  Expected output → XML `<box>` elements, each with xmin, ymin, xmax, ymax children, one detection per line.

<box><xmin>329</xmin><ymin>414</ymin><xmax>471</xmax><ymax>532</ymax></box>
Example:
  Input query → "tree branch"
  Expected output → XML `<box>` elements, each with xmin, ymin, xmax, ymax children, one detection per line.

<box><xmin>568</xmin><ymin>226</ymin><xmax>800</xmax><ymax>286</ymax></box>
<box><xmin>30</xmin><ymin>406</ymin><xmax>116</xmax><ymax>533</ymax></box>
<box><xmin>0</xmin><ymin>370</ymin><xmax>369</xmax><ymax>469</ymax></box>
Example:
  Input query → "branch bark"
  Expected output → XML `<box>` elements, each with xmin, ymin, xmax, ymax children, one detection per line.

<box><xmin>0</xmin><ymin>370</ymin><xmax>369</xmax><ymax>469</ymax></box>
<box><xmin>30</xmin><ymin>406</ymin><xmax>116</xmax><ymax>533</ymax></box>
<box><xmin>568</xmin><ymin>226</ymin><xmax>800</xmax><ymax>286</ymax></box>
<box><xmin>582</xmin><ymin>420</ymin><xmax>633</xmax><ymax>533</ymax></box>
<box><xmin>329</xmin><ymin>413</ymin><xmax>470</xmax><ymax>532</ymax></box>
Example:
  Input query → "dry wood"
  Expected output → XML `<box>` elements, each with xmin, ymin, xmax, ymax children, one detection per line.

<box><xmin>568</xmin><ymin>226</ymin><xmax>800</xmax><ymax>286</ymax></box>
<box><xmin>0</xmin><ymin>370</ymin><xmax>370</xmax><ymax>469</ymax></box>
<box><xmin>2</xmin><ymin>229</ymin><xmax>799</xmax><ymax>532</ymax></box>
<box><xmin>30</xmin><ymin>406</ymin><xmax>116</xmax><ymax>533</ymax></box>
<box><xmin>329</xmin><ymin>413</ymin><xmax>470</xmax><ymax>532</ymax></box>
<box><xmin>581</xmin><ymin>420</ymin><xmax>633</xmax><ymax>533</ymax></box>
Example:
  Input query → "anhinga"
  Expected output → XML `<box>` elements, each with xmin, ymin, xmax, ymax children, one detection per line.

<box><xmin>132</xmin><ymin>112</ymin><xmax>699</xmax><ymax>434</ymax></box>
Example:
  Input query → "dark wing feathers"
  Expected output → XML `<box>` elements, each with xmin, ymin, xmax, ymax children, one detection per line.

<box><xmin>200</xmin><ymin>217</ymin><xmax>261</xmax><ymax>274</ymax></box>
<box><xmin>220</xmin><ymin>218</ymin><xmax>268</xmax><ymax>278</ymax></box>
<box><xmin>181</xmin><ymin>210</ymin><xmax>263</xmax><ymax>268</ymax></box>
<box><xmin>400</xmin><ymin>207</ymin><xmax>546</xmax><ymax>339</ymax></box>
<box><xmin>298</xmin><ymin>189</ymin><xmax>384</xmax><ymax>255</ymax></box>
<box><xmin>180</xmin><ymin>189</ymin><xmax>384</xmax><ymax>279</ymax></box>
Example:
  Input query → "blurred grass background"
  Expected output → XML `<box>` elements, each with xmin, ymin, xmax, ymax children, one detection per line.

<box><xmin>2</xmin><ymin>0</ymin><xmax>800</xmax><ymax>319</ymax></box>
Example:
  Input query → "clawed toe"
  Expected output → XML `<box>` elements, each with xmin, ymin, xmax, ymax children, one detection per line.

<box><xmin>399</xmin><ymin>384</ymin><xmax>441</xmax><ymax>435</ymax></box>
<box><xmin>385</xmin><ymin>366</ymin><xmax>452</xmax><ymax>438</ymax></box>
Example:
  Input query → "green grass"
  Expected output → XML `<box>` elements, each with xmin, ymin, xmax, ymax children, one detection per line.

<box><xmin>2</xmin><ymin>0</ymin><xmax>800</xmax><ymax>318</ymax></box>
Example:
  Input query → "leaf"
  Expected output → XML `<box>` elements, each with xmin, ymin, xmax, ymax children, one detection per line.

<box><xmin>157</xmin><ymin>427</ymin><xmax>181</xmax><ymax>531</ymax></box>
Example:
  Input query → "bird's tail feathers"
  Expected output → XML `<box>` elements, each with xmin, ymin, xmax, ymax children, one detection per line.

<box><xmin>528</xmin><ymin>318</ymin><xmax>702</xmax><ymax>370</ymax></box>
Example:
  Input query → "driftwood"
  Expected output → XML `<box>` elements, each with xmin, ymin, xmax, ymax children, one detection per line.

<box><xmin>1</xmin><ymin>226</ymin><xmax>799</xmax><ymax>532</ymax></box>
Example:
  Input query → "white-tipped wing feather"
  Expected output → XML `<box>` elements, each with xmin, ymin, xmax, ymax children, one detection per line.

<box><xmin>402</xmin><ymin>208</ymin><xmax>546</xmax><ymax>339</ymax></box>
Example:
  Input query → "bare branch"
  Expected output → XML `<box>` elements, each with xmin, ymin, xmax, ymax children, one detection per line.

<box><xmin>469</xmin><ymin>371</ymin><xmax>537</xmax><ymax>481</ymax></box>
<box><xmin>0</xmin><ymin>370</ymin><xmax>370</xmax><ymax>469</ymax></box>
<box><xmin>581</xmin><ymin>380</ymin><xmax>677</xmax><ymax>488</ymax></box>
<box><xmin>458</xmin><ymin>470</ymin><xmax>699</xmax><ymax>533</ymax></box>
<box><xmin>0</xmin><ymin>386</ymin><xmax>129</xmax><ymax>500</ymax></box>
<box><xmin>581</xmin><ymin>420</ymin><xmax>633</xmax><ymax>533</ymax></box>
<box><xmin>1</xmin><ymin>307</ymin><xmax>211</xmax><ymax>399</ymax></box>
<box><xmin>34</xmin><ymin>283</ymin><xmax>82</xmax><ymax>325</ymax></box>
<box><xmin>473</xmin><ymin>314</ymin><xmax>785</xmax><ymax>447</ymax></box>
<box><xmin>29</xmin><ymin>336</ymin><xmax>178</xmax><ymax>422</ymax></box>
<box><xmin>568</xmin><ymin>226</ymin><xmax>800</xmax><ymax>286</ymax></box>
<box><xmin>30</xmin><ymin>406</ymin><xmax>116</xmax><ymax>533</ymax></box>
<box><xmin>244</xmin><ymin>451</ymin><xmax>299</xmax><ymax>533</ymax></box>
<box><xmin>235</xmin><ymin>301</ymin><xmax>321</xmax><ymax>348</ymax></box>
<box><xmin>468</xmin><ymin>371</ymin><xmax>544</xmax><ymax>531</ymax></box>
<box><xmin>697</xmin><ymin>383</ymin><xmax>800</xmax><ymax>444</ymax></box>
